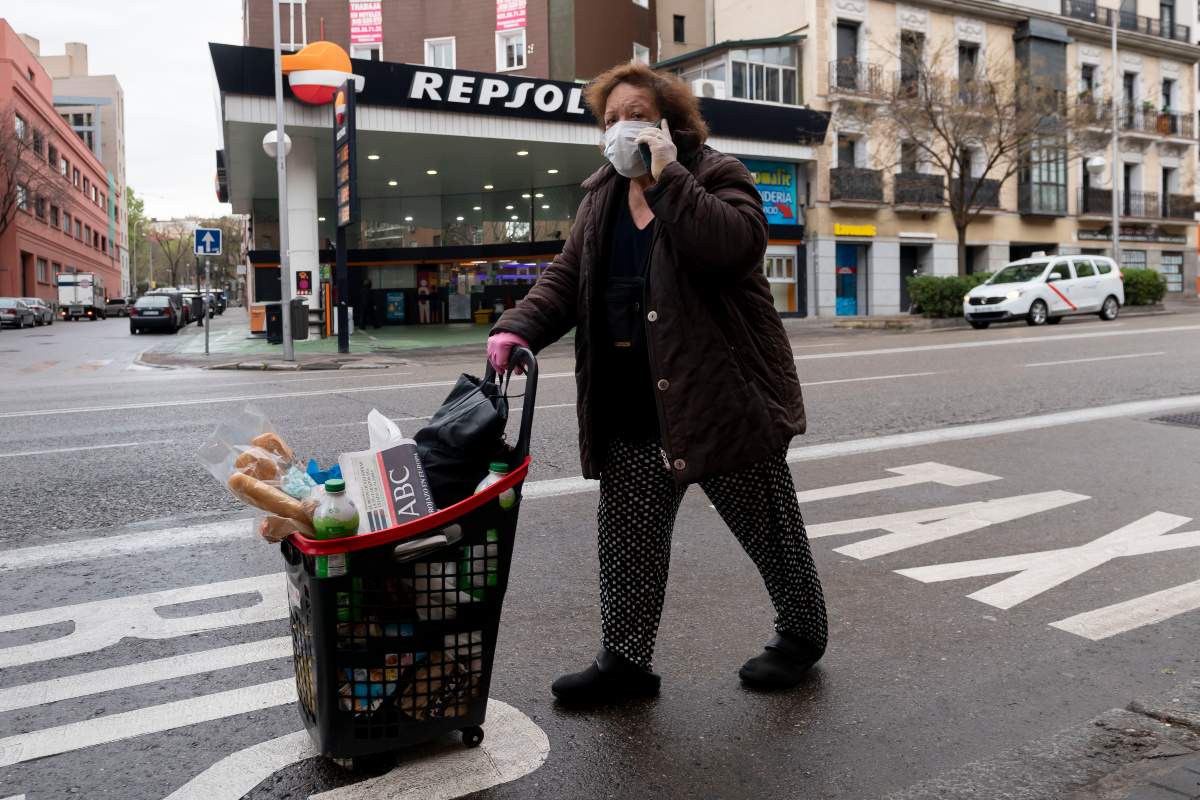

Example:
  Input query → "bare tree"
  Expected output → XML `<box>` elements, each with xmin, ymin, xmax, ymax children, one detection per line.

<box><xmin>841</xmin><ymin>40</ymin><xmax>1109</xmax><ymax>275</ymax></box>
<box><xmin>150</xmin><ymin>221</ymin><xmax>194</xmax><ymax>288</ymax></box>
<box><xmin>0</xmin><ymin>104</ymin><xmax>72</xmax><ymax>247</ymax></box>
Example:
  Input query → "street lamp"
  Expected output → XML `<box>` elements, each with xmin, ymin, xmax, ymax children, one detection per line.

<box><xmin>1084</xmin><ymin>155</ymin><xmax>1119</xmax><ymax>263</ymax></box>
<box><xmin>269</xmin><ymin>0</ymin><xmax>295</xmax><ymax>362</ymax></box>
<box><xmin>261</xmin><ymin>130</ymin><xmax>292</xmax><ymax>159</ymax></box>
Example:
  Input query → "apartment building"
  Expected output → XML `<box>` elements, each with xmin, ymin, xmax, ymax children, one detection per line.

<box><xmin>0</xmin><ymin>21</ymin><xmax>123</xmax><ymax>303</ymax></box>
<box><xmin>242</xmin><ymin>0</ymin><xmax>657</xmax><ymax>81</ymax></box>
<box><xmin>660</xmin><ymin>0</ymin><xmax>1200</xmax><ymax>313</ymax></box>
<box><xmin>20</xmin><ymin>37</ymin><xmax>129</xmax><ymax>297</ymax></box>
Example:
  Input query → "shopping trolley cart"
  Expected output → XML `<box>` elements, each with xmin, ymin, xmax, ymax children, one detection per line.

<box><xmin>281</xmin><ymin>346</ymin><xmax>538</xmax><ymax>759</ymax></box>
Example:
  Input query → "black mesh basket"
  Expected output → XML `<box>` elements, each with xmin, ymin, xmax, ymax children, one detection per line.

<box><xmin>281</xmin><ymin>348</ymin><xmax>537</xmax><ymax>757</ymax></box>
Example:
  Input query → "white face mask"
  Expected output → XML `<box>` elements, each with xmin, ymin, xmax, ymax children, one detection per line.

<box><xmin>602</xmin><ymin>120</ymin><xmax>655</xmax><ymax>178</ymax></box>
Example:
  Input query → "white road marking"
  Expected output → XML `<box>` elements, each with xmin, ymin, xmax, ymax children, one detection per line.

<box><xmin>0</xmin><ymin>637</ymin><xmax>292</xmax><ymax>713</ymax></box>
<box><xmin>896</xmin><ymin>512</ymin><xmax>1199</xmax><ymax>609</ymax></box>
<box><xmin>796</xmin><ymin>462</ymin><xmax>999</xmax><ymax>504</ymax></box>
<box><xmin>0</xmin><ymin>518</ymin><xmax>251</xmax><ymax>572</ymax></box>
<box><xmin>792</xmin><ymin>323</ymin><xmax>1200</xmax><ymax>362</ymax></box>
<box><xmin>202</xmin><ymin>370</ymin><xmax>411</xmax><ymax>390</ymax></box>
<box><xmin>802</xmin><ymin>371</ymin><xmax>939</xmax><ymax>387</ymax></box>
<box><xmin>808</xmin><ymin>492</ymin><xmax>1089</xmax><ymax>560</ymax></box>
<box><xmin>12</xmin><ymin>391</ymin><xmax>1200</xmax><ymax>575</ymax></box>
<box><xmin>783</xmin><ymin>392</ymin><xmax>1200</xmax><ymax>464</ymax></box>
<box><xmin>1025</xmin><ymin>351</ymin><xmax>1165</xmax><ymax>368</ymax></box>
<box><xmin>163</xmin><ymin>699</ymin><xmax>549</xmax><ymax>800</ymax></box>
<box><xmin>1051</xmin><ymin>579</ymin><xmax>1200</xmax><ymax>640</ymax></box>
<box><xmin>0</xmin><ymin>574</ymin><xmax>285</xmax><ymax>668</ymax></box>
<box><xmin>0</xmin><ymin>679</ymin><xmax>297</xmax><ymax>768</ymax></box>
<box><xmin>314</xmin><ymin>699</ymin><xmax>551</xmax><ymax>800</ymax></box>
<box><xmin>0</xmin><ymin>439</ymin><xmax>173</xmax><ymax>459</ymax></box>
<box><xmin>0</xmin><ymin>371</ymin><xmax>574</xmax><ymax>420</ymax></box>
<box><xmin>0</xmin><ymin>794</ymin><xmax>27</xmax><ymax>800</ymax></box>
<box><xmin>161</xmin><ymin>730</ymin><xmax>313</xmax><ymax>800</ymax></box>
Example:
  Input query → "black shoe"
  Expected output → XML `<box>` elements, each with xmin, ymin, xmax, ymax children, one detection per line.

<box><xmin>551</xmin><ymin>647</ymin><xmax>661</xmax><ymax>705</ymax></box>
<box><xmin>738</xmin><ymin>632</ymin><xmax>824</xmax><ymax>690</ymax></box>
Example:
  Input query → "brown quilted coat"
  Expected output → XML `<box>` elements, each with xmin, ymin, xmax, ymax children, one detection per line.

<box><xmin>492</xmin><ymin>133</ymin><xmax>806</xmax><ymax>484</ymax></box>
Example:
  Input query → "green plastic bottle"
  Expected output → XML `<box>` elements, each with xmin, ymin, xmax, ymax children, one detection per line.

<box><xmin>475</xmin><ymin>462</ymin><xmax>516</xmax><ymax>510</ymax></box>
<box><xmin>312</xmin><ymin>478</ymin><xmax>359</xmax><ymax>579</ymax></box>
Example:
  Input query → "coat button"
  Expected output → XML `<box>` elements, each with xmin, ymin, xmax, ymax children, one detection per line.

<box><xmin>673</xmin><ymin>458</ymin><xmax>686</xmax><ymax>471</ymax></box>
<box><xmin>647</xmin><ymin>310</ymin><xmax>658</xmax><ymax>322</ymax></box>
<box><xmin>657</xmin><ymin>379</ymin><xmax>669</xmax><ymax>391</ymax></box>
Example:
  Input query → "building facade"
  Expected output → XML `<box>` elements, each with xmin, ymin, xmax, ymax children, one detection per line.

<box><xmin>0</xmin><ymin>21</ymin><xmax>122</xmax><ymax>303</ymax></box>
<box><xmin>242</xmin><ymin>0</ymin><xmax>658</xmax><ymax>82</ymax></box>
<box><xmin>660</xmin><ymin>0</ymin><xmax>1200</xmax><ymax>313</ymax></box>
<box><xmin>24</xmin><ymin>39</ymin><xmax>129</xmax><ymax>297</ymax></box>
<box><xmin>212</xmin><ymin>38</ymin><xmax>826</xmax><ymax>331</ymax></box>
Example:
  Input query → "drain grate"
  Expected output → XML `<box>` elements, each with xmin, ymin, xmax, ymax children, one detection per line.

<box><xmin>1152</xmin><ymin>412</ymin><xmax>1200</xmax><ymax>429</ymax></box>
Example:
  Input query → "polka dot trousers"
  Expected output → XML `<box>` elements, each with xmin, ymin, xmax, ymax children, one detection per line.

<box><xmin>597</xmin><ymin>438</ymin><xmax>828</xmax><ymax>669</ymax></box>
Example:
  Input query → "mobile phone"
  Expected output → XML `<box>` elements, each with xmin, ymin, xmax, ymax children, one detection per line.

<box><xmin>638</xmin><ymin>142</ymin><xmax>652</xmax><ymax>171</ymax></box>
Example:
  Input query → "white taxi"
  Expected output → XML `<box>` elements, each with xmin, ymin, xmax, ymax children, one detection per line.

<box><xmin>963</xmin><ymin>253</ymin><xmax>1124</xmax><ymax>329</ymax></box>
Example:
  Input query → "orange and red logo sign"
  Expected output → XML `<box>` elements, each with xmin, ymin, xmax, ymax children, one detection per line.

<box><xmin>280</xmin><ymin>42</ymin><xmax>365</xmax><ymax>105</ymax></box>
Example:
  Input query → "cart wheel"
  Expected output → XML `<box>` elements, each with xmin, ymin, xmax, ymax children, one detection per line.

<box><xmin>461</xmin><ymin>726</ymin><xmax>484</xmax><ymax>748</ymax></box>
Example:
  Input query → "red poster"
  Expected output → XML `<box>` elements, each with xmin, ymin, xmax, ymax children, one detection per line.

<box><xmin>349</xmin><ymin>0</ymin><xmax>383</xmax><ymax>45</ymax></box>
<box><xmin>496</xmin><ymin>0</ymin><xmax>527</xmax><ymax>31</ymax></box>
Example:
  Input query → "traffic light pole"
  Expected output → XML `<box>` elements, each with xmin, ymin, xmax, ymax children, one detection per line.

<box><xmin>336</xmin><ymin>225</ymin><xmax>349</xmax><ymax>353</ymax></box>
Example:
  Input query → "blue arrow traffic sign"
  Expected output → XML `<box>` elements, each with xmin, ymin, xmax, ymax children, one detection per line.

<box><xmin>194</xmin><ymin>227</ymin><xmax>222</xmax><ymax>256</ymax></box>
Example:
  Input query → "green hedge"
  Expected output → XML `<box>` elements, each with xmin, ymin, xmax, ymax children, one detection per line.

<box><xmin>906</xmin><ymin>273</ymin><xmax>993</xmax><ymax>318</ymax></box>
<box><xmin>1120</xmin><ymin>268</ymin><xmax>1166</xmax><ymax>306</ymax></box>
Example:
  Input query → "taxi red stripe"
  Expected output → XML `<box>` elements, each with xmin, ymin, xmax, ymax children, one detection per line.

<box><xmin>1047</xmin><ymin>283</ymin><xmax>1076</xmax><ymax>310</ymax></box>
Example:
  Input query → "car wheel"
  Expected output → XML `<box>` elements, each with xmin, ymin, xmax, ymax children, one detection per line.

<box><xmin>1046</xmin><ymin>316</ymin><xmax>1063</xmax><ymax>325</ymax></box>
<box><xmin>969</xmin><ymin>320</ymin><xmax>990</xmax><ymax>329</ymax></box>
<box><xmin>1099</xmin><ymin>295</ymin><xmax>1120</xmax><ymax>321</ymax></box>
<box><xmin>1026</xmin><ymin>300</ymin><xmax>1049</xmax><ymax>326</ymax></box>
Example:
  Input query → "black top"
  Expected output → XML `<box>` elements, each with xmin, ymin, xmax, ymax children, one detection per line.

<box><xmin>596</xmin><ymin>188</ymin><xmax>659</xmax><ymax>442</ymax></box>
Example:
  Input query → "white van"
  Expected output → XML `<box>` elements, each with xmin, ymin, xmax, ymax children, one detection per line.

<box><xmin>963</xmin><ymin>254</ymin><xmax>1124</xmax><ymax>329</ymax></box>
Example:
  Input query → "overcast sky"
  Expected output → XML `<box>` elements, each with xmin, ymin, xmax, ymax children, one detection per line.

<box><xmin>3</xmin><ymin>0</ymin><xmax>243</xmax><ymax>220</ymax></box>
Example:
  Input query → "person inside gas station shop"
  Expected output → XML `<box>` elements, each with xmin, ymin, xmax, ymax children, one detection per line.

<box><xmin>487</xmin><ymin>62</ymin><xmax>828</xmax><ymax>705</ymax></box>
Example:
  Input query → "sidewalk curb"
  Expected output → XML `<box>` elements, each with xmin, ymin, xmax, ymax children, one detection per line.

<box><xmin>205</xmin><ymin>359</ymin><xmax>395</xmax><ymax>371</ymax></box>
<box><xmin>883</xmin><ymin>680</ymin><xmax>1200</xmax><ymax>800</ymax></box>
<box><xmin>834</xmin><ymin>305</ymin><xmax>1175</xmax><ymax>332</ymax></box>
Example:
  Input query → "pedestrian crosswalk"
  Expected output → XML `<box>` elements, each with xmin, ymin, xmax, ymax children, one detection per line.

<box><xmin>0</xmin><ymin>459</ymin><xmax>1196</xmax><ymax>798</ymax></box>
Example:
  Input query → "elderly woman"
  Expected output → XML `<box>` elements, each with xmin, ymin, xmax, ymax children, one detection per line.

<box><xmin>488</xmin><ymin>62</ymin><xmax>827</xmax><ymax>704</ymax></box>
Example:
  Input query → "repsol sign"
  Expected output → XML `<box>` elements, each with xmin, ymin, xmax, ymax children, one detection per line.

<box><xmin>358</xmin><ymin>63</ymin><xmax>594</xmax><ymax>124</ymax></box>
<box><xmin>408</xmin><ymin>70</ymin><xmax>588</xmax><ymax>120</ymax></box>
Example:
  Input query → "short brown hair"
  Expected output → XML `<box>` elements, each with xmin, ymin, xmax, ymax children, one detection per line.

<box><xmin>584</xmin><ymin>62</ymin><xmax>709</xmax><ymax>142</ymax></box>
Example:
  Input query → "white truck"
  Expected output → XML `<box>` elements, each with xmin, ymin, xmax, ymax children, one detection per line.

<box><xmin>56</xmin><ymin>272</ymin><xmax>106</xmax><ymax>320</ymax></box>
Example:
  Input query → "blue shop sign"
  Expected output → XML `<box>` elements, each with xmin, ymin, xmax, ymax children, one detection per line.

<box><xmin>741</xmin><ymin>159</ymin><xmax>798</xmax><ymax>225</ymax></box>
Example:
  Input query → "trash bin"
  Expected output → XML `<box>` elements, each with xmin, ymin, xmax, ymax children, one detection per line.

<box><xmin>291</xmin><ymin>297</ymin><xmax>309</xmax><ymax>341</ymax></box>
<box><xmin>281</xmin><ymin>348</ymin><xmax>539</xmax><ymax>761</ymax></box>
<box><xmin>190</xmin><ymin>296</ymin><xmax>205</xmax><ymax>326</ymax></box>
<box><xmin>265</xmin><ymin>303</ymin><xmax>283</xmax><ymax>344</ymax></box>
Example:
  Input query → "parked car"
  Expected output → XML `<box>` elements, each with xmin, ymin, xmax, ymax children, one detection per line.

<box><xmin>146</xmin><ymin>289</ymin><xmax>188</xmax><ymax>327</ymax></box>
<box><xmin>0</xmin><ymin>298</ymin><xmax>37</xmax><ymax>328</ymax></box>
<box><xmin>21</xmin><ymin>298</ymin><xmax>54</xmax><ymax>326</ymax></box>
<box><xmin>105</xmin><ymin>297</ymin><xmax>131</xmax><ymax>317</ymax></box>
<box><xmin>963</xmin><ymin>254</ymin><xmax>1125</xmax><ymax>329</ymax></box>
<box><xmin>129</xmin><ymin>294</ymin><xmax>183</xmax><ymax>334</ymax></box>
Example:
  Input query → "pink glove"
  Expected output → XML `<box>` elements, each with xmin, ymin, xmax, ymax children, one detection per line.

<box><xmin>487</xmin><ymin>331</ymin><xmax>529</xmax><ymax>374</ymax></box>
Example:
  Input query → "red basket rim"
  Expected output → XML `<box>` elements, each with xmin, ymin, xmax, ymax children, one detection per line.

<box><xmin>287</xmin><ymin>457</ymin><xmax>530</xmax><ymax>556</ymax></box>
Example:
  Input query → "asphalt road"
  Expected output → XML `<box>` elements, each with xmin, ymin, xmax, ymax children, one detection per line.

<box><xmin>1</xmin><ymin>308</ymin><xmax>1198</xmax><ymax>799</ymax></box>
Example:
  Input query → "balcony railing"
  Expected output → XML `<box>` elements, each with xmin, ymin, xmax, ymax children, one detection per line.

<box><xmin>1119</xmin><ymin>107</ymin><xmax>1194</xmax><ymax>138</ymax></box>
<box><xmin>1019</xmin><ymin>182</ymin><xmax>1068</xmax><ymax>216</ymax></box>
<box><xmin>1079</xmin><ymin>187</ymin><xmax>1112</xmax><ymax>215</ymax></box>
<box><xmin>828</xmin><ymin>59</ymin><xmax>888</xmax><ymax>98</ymax></box>
<box><xmin>1164</xmin><ymin>193</ymin><xmax>1195</xmax><ymax>220</ymax></box>
<box><xmin>950</xmin><ymin>177</ymin><xmax>1002</xmax><ymax>209</ymax></box>
<box><xmin>1061</xmin><ymin>0</ymin><xmax>1190</xmax><ymax>42</ymax></box>
<box><xmin>1080</xmin><ymin>188</ymin><xmax>1164</xmax><ymax>218</ymax></box>
<box><xmin>830</xmin><ymin>167</ymin><xmax>884</xmax><ymax>203</ymax></box>
<box><xmin>894</xmin><ymin>172</ymin><xmax>944</xmax><ymax>206</ymax></box>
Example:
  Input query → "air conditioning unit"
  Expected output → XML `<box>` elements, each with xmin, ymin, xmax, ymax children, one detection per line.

<box><xmin>692</xmin><ymin>78</ymin><xmax>726</xmax><ymax>99</ymax></box>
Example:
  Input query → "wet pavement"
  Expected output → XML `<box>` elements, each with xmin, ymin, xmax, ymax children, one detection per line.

<box><xmin>1</xmin><ymin>310</ymin><xmax>1199</xmax><ymax>798</ymax></box>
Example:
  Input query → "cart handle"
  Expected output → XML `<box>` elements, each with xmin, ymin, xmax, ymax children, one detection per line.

<box><xmin>484</xmin><ymin>345</ymin><xmax>537</xmax><ymax>463</ymax></box>
<box><xmin>287</xmin><ymin>456</ymin><xmax>531</xmax><ymax>555</ymax></box>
